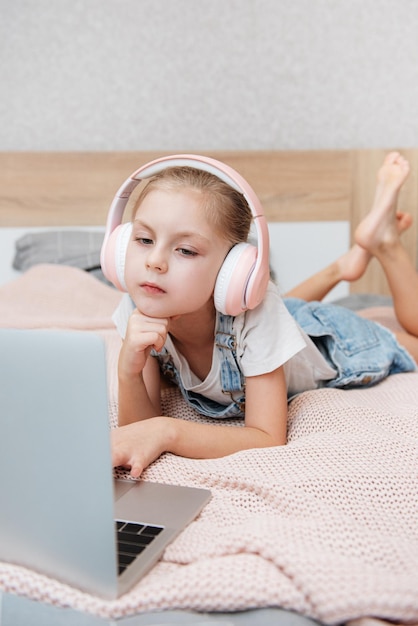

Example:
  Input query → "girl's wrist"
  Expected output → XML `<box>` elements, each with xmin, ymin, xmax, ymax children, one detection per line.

<box><xmin>118</xmin><ymin>367</ymin><xmax>144</xmax><ymax>384</ymax></box>
<box><xmin>155</xmin><ymin>416</ymin><xmax>178</xmax><ymax>454</ymax></box>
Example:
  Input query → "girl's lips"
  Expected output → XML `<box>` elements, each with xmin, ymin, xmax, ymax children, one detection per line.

<box><xmin>140</xmin><ymin>282</ymin><xmax>166</xmax><ymax>295</ymax></box>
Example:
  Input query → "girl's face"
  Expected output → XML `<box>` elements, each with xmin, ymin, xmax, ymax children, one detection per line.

<box><xmin>124</xmin><ymin>187</ymin><xmax>231</xmax><ymax>319</ymax></box>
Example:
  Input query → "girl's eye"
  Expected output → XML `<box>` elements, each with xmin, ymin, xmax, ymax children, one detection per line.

<box><xmin>178</xmin><ymin>247</ymin><xmax>197</xmax><ymax>257</ymax></box>
<box><xmin>136</xmin><ymin>237</ymin><xmax>153</xmax><ymax>245</ymax></box>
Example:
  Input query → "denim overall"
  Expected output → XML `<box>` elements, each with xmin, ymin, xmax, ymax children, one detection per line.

<box><xmin>152</xmin><ymin>313</ymin><xmax>246</xmax><ymax>418</ymax></box>
<box><xmin>152</xmin><ymin>300</ymin><xmax>416</xmax><ymax>419</ymax></box>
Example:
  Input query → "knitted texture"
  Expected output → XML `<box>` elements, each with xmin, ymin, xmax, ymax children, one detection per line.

<box><xmin>1</xmin><ymin>374</ymin><xmax>417</xmax><ymax>624</ymax></box>
<box><xmin>0</xmin><ymin>266</ymin><xmax>417</xmax><ymax>624</ymax></box>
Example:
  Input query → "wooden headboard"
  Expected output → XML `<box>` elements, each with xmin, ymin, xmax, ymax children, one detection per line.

<box><xmin>0</xmin><ymin>150</ymin><xmax>416</xmax><ymax>296</ymax></box>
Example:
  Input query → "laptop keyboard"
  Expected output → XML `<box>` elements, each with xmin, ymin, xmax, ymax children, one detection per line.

<box><xmin>115</xmin><ymin>521</ymin><xmax>164</xmax><ymax>575</ymax></box>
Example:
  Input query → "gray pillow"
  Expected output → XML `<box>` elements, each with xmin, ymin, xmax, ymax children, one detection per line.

<box><xmin>13</xmin><ymin>230</ymin><xmax>111</xmax><ymax>285</ymax></box>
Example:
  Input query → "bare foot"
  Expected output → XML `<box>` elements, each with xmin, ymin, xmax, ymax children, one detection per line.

<box><xmin>335</xmin><ymin>245</ymin><xmax>371</xmax><ymax>283</ymax></box>
<box><xmin>335</xmin><ymin>211</ymin><xmax>412</xmax><ymax>283</ymax></box>
<box><xmin>395</xmin><ymin>210</ymin><xmax>413</xmax><ymax>233</ymax></box>
<box><xmin>355</xmin><ymin>152</ymin><xmax>410</xmax><ymax>254</ymax></box>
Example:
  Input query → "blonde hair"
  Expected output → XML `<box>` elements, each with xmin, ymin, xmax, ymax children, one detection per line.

<box><xmin>132</xmin><ymin>166</ymin><xmax>252</xmax><ymax>246</ymax></box>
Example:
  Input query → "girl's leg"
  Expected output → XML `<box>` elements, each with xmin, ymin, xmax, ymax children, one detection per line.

<box><xmin>354</xmin><ymin>152</ymin><xmax>418</xmax><ymax>360</ymax></box>
<box><xmin>285</xmin><ymin>150</ymin><xmax>412</xmax><ymax>302</ymax></box>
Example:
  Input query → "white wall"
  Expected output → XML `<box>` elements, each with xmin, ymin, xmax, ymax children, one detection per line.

<box><xmin>1</xmin><ymin>0</ymin><xmax>418</xmax><ymax>151</ymax></box>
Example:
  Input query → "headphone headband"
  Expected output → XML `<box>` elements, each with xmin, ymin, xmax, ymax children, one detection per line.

<box><xmin>101</xmin><ymin>154</ymin><xmax>270</xmax><ymax>315</ymax></box>
<box><xmin>130</xmin><ymin>155</ymin><xmax>251</xmax><ymax>195</ymax></box>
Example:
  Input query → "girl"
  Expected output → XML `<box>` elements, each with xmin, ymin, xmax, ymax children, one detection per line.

<box><xmin>110</xmin><ymin>152</ymin><xmax>417</xmax><ymax>478</ymax></box>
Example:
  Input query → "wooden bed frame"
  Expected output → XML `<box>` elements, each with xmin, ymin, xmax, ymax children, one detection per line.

<box><xmin>0</xmin><ymin>149</ymin><xmax>417</xmax><ymax>296</ymax></box>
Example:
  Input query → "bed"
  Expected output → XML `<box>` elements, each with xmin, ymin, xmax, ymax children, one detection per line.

<box><xmin>0</xmin><ymin>150</ymin><xmax>417</xmax><ymax>626</ymax></box>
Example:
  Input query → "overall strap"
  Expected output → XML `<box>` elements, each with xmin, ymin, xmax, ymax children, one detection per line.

<box><xmin>152</xmin><ymin>313</ymin><xmax>246</xmax><ymax>418</ymax></box>
<box><xmin>215</xmin><ymin>314</ymin><xmax>246</xmax><ymax>410</ymax></box>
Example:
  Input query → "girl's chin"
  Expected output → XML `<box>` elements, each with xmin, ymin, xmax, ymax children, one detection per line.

<box><xmin>133</xmin><ymin>295</ymin><xmax>214</xmax><ymax>319</ymax></box>
<box><xmin>135</xmin><ymin>301</ymin><xmax>182</xmax><ymax>319</ymax></box>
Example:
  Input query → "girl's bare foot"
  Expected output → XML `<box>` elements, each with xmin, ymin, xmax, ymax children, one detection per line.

<box><xmin>335</xmin><ymin>211</ymin><xmax>412</xmax><ymax>284</ymax></box>
<box><xmin>284</xmin><ymin>155</ymin><xmax>413</xmax><ymax>303</ymax></box>
<box><xmin>395</xmin><ymin>210</ymin><xmax>413</xmax><ymax>233</ymax></box>
<box><xmin>355</xmin><ymin>152</ymin><xmax>410</xmax><ymax>254</ymax></box>
<box><xmin>335</xmin><ymin>245</ymin><xmax>371</xmax><ymax>283</ymax></box>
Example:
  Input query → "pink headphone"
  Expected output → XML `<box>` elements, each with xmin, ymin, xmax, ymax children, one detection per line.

<box><xmin>100</xmin><ymin>154</ymin><xmax>270</xmax><ymax>316</ymax></box>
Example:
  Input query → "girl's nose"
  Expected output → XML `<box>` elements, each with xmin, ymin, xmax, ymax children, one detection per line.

<box><xmin>146</xmin><ymin>248</ymin><xmax>168</xmax><ymax>273</ymax></box>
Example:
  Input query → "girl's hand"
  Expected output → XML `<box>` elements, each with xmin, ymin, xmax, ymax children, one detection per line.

<box><xmin>119</xmin><ymin>309</ymin><xmax>168</xmax><ymax>377</ymax></box>
<box><xmin>111</xmin><ymin>417</ymin><xmax>173</xmax><ymax>478</ymax></box>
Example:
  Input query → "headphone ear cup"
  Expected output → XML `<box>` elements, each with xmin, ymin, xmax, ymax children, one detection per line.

<box><xmin>101</xmin><ymin>222</ymin><xmax>132</xmax><ymax>291</ymax></box>
<box><xmin>214</xmin><ymin>243</ymin><xmax>258</xmax><ymax>316</ymax></box>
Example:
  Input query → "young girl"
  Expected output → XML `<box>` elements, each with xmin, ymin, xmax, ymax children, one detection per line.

<box><xmin>109</xmin><ymin>151</ymin><xmax>417</xmax><ymax>478</ymax></box>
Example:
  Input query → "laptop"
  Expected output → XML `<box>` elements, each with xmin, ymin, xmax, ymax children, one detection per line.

<box><xmin>0</xmin><ymin>328</ymin><xmax>211</xmax><ymax>599</ymax></box>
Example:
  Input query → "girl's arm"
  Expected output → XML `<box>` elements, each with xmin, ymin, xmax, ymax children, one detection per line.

<box><xmin>118</xmin><ymin>355</ymin><xmax>162</xmax><ymax>425</ymax></box>
<box><xmin>117</xmin><ymin>309</ymin><xmax>168</xmax><ymax>426</ymax></box>
<box><xmin>111</xmin><ymin>366</ymin><xmax>288</xmax><ymax>477</ymax></box>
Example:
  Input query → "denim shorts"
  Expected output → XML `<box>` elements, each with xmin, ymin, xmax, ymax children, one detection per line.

<box><xmin>284</xmin><ymin>297</ymin><xmax>416</xmax><ymax>388</ymax></box>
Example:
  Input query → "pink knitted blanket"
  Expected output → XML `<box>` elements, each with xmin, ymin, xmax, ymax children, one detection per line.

<box><xmin>1</xmin><ymin>265</ymin><xmax>417</xmax><ymax>625</ymax></box>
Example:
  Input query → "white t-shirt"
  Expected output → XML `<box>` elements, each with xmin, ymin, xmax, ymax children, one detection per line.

<box><xmin>112</xmin><ymin>281</ymin><xmax>337</xmax><ymax>402</ymax></box>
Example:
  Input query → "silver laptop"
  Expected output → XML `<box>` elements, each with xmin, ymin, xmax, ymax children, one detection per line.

<box><xmin>0</xmin><ymin>328</ymin><xmax>210</xmax><ymax>599</ymax></box>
